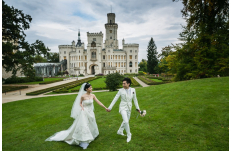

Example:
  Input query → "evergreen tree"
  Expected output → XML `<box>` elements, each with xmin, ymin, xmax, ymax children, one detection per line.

<box><xmin>146</xmin><ymin>38</ymin><xmax>158</xmax><ymax>74</ymax></box>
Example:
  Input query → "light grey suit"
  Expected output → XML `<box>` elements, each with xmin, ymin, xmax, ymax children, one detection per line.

<box><xmin>108</xmin><ymin>87</ymin><xmax>140</xmax><ymax>134</ymax></box>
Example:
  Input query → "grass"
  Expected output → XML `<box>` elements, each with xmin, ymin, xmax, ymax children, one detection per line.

<box><xmin>2</xmin><ymin>77</ymin><xmax>229</xmax><ymax>150</ymax></box>
<box><xmin>151</xmin><ymin>79</ymin><xmax>163</xmax><ymax>82</ymax></box>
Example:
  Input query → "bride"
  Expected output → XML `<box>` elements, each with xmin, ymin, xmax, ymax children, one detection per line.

<box><xmin>45</xmin><ymin>83</ymin><xmax>109</xmax><ymax>149</ymax></box>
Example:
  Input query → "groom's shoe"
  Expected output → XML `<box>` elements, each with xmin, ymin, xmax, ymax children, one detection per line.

<box><xmin>127</xmin><ymin>133</ymin><xmax>132</xmax><ymax>142</ymax></box>
<box><xmin>117</xmin><ymin>130</ymin><xmax>125</xmax><ymax>136</ymax></box>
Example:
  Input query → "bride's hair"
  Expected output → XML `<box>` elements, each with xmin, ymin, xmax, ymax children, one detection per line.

<box><xmin>84</xmin><ymin>83</ymin><xmax>91</xmax><ymax>91</ymax></box>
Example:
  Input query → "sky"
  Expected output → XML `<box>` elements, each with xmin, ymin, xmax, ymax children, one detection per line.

<box><xmin>4</xmin><ymin>0</ymin><xmax>186</xmax><ymax>62</ymax></box>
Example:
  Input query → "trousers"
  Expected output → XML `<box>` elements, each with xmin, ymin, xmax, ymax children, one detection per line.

<box><xmin>118</xmin><ymin>110</ymin><xmax>131</xmax><ymax>135</ymax></box>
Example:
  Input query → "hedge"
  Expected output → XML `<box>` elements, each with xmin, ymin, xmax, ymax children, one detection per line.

<box><xmin>2</xmin><ymin>86</ymin><xmax>28</xmax><ymax>93</ymax></box>
<box><xmin>130</xmin><ymin>77</ymin><xmax>140</xmax><ymax>87</ymax></box>
<box><xmin>5</xmin><ymin>77</ymin><xmax>43</xmax><ymax>84</ymax></box>
<box><xmin>26</xmin><ymin>77</ymin><xmax>98</xmax><ymax>96</ymax></box>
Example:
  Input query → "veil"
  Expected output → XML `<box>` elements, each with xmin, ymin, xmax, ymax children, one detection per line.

<box><xmin>71</xmin><ymin>83</ymin><xmax>87</xmax><ymax>119</ymax></box>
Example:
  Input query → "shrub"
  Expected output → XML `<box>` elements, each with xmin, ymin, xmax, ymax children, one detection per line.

<box><xmin>138</xmin><ymin>71</ymin><xmax>144</xmax><ymax>75</ymax></box>
<box><xmin>105</xmin><ymin>73</ymin><xmax>124</xmax><ymax>91</ymax></box>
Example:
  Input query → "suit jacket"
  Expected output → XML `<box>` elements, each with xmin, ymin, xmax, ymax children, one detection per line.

<box><xmin>108</xmin><ymin>87</ymin><xmax>140</xmax><ymax>113</ymax></box>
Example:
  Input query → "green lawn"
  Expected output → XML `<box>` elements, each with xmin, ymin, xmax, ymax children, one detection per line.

<box><xmin>4</xmin><ymin>78</ymin><xmax>65</xmax><ymax>85</ymax></box>
<box><xmin>151</xmin><ymin>79</ymin><xmax>163</xmax><ymax>82</ymax></box>
<box><xmin>2</xmin><ymin>77</ymin><xmax>228</xmax><ymax>150</ymax></box>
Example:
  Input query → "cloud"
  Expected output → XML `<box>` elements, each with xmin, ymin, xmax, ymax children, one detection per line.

<box><xmin>4</xmin><ymin>0</ymin><xmax>185</xmax><ymax>61</ymax></box>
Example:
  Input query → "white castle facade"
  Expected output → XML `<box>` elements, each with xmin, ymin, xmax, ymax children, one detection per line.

<box><xmin>59</xmin><ymin>13</ymin><xmax>139</xmax><ymax>75</ymax></box>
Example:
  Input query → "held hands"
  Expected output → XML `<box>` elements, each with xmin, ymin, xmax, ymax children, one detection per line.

<box><xmin>105</xmin><ymin>108</ymin><xmax>111</xmax><ymax>112</ymax></box>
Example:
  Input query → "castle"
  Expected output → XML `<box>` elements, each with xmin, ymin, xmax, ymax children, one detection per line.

<box><xmin>59</xmin><ymin>13</ymin><xmax>139</xmax><ymax>75</ymax></box>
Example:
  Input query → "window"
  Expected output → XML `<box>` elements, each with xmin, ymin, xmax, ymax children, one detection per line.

<box><xmin>103</xmin><ymin>55</ymin><xmax>105</xmax><ymax>59</ymax></box>
<box><xmin>64</xmin><ymin>56</ymin><xmax>66</xmax><ymax>60</ymax></box>
<box><xmin>93</xmin><ymin>38</ymin><xmax>96</xmax><ymax>41</ymax></box>
<box><xmin>110</xmin><ymin>30</ymin><xmax>112</xmax><ymax>33</ymax></box>
<box><xmin>135</xmin><ymin>55</ymin><xmax>137</xmax><ymax>59</ymax></box>
<box><xmin>85</xmin><ymin>56</ymin><xmax>87</xmax><ymax>60</ymax></box>
<box><xmin>103</xmin><ymin>63</ymin><xmax>105</xmax><ymax>67</ymax></box>
<box><xmin>91</xmin><ymin>52</ymin><xmax>96</xmax><ymax>59</ymax></box>
<box><xmin>108</xmin><ymin>50</ymin><xmax>110</xmax><ymax>52</ymax></box>
<box><xmin>129</xmin><ymin>61</ymin><xmax>132</xmax><ymax>67</ymax></box>
<box><xmin>130</xmin><ymin>55</ymin><xmax>132</xmax><ymax>59</ymax></box>
<box><xmin>79</xmin><ymin>50</ymin><xmax>80</xmax><ymax>53</ymax></box>
<box><xmin>130</xmin><ymin>50</ymin><xmax>132</xmax><ymax>53</ymax></box>
<box><xmin>110</xmin><ymin>37</ymin><xmax>112</xmax><ymax>39</ymax></box>
<box><xmin>135</xmin><ymin>50</ymin><xmax>137</xmax><ymax>53</ymax></box>
<box><xmin>64</xmin><ymin>51</ymin><xmax>66</xmax><ymax>54</ymax></box>
<box><xmin>130</xmin><ymin>70</ymin><xmax>132</xmax><ymax>73</ymax></box>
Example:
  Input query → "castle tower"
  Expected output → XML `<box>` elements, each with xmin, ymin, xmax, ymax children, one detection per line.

<box><xmin>105</xmin><ymin>13</ymin><xmax>118</xmax><ymax>49</ymax></box>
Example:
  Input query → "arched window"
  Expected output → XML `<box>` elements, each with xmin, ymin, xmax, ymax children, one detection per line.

<box><xmin>129</xmin><ymin>61</ymin><xmax>132</xmax><ymax>67</ymax></box>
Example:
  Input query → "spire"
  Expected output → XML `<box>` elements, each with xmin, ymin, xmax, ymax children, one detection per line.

<box><xmin>76</xmin><ymin>29</ymin><xmax>82</xmax><ymax>47</ymax></box>
<box><xmin>78</xmin><ymin>29</ymin><xmax>81</xmax><ymax>40</ymax></box>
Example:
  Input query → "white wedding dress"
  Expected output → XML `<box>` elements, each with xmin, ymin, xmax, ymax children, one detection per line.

<box><xmin>45</xmin><ymin>99</ymin><xmax>99</xmax><ymax>149</ymax></box>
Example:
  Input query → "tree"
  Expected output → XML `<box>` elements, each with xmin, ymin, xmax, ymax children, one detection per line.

<box><xmin>147</xmin><ymin>37</ymin><xmax>158</xmax><ymax>74</ymax></box>
<box><xmin>138</xmin><ymin>59</ymin><xmax>147</xmax><ymax>72</ymax></box>
<box><xmin>172</xmin><ymin>0</ymin><xmax>229</xmax><ymax>79</ymax></box>
<box><xmin>34</xmin><ymin>55</ymin><xmax>47</xmax><ymax>63</ymax></box>
<box><xmin>2</xmin><ymin>0</ymin><xmax>50</xmax><ymax>78</ymax></box>
<box><xmin>105</xmin><ymin>73</ymin><xmax>124</xmax><ymax>91</ymax></box>
<box><xmin>47</xmin><ymin>52</ymin><xmax>59</xmax><ymax>62</ymax></box>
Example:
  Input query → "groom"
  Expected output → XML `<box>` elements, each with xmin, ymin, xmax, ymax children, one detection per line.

<box><xmin>107</xmin><ymin>77</ymin><xmax>140</xmax><ymax>142</ymax></box>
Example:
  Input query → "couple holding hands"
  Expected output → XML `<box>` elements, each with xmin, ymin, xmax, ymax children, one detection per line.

<box><xmin>46</xmin><ymin>77</ymin><xmax>142</xmax><ymax>149</ymax></box>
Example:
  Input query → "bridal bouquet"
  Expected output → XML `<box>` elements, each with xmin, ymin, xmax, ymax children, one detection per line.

<box><xmin>136</xmin><ymin>109</ymin><xmax>146</xmax><ymax>117</ymax></box>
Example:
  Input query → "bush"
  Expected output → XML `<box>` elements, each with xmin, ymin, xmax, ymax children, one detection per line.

<box><xmin>138</xmin><ymin>71</ymin><xmax>144</xmax><ymax>75</ymax></box>
<box><xmin>105</xmin><ymin>73</ymin><xmax>124</xmax><ymax>91</ymax></box>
